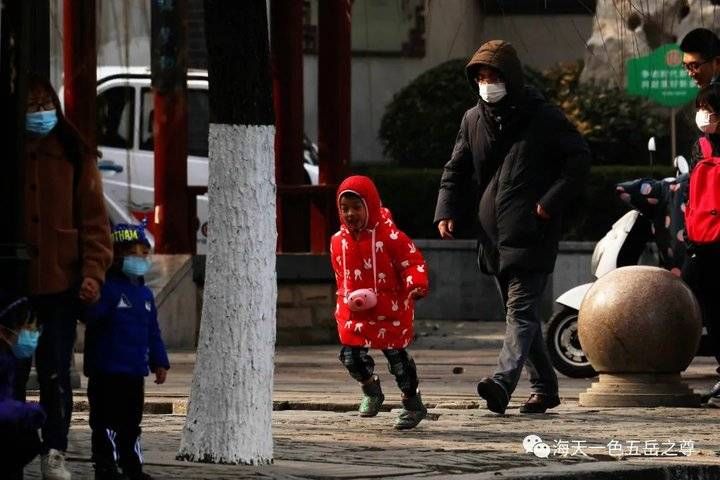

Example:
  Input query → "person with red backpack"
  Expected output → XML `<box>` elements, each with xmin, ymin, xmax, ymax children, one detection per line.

<box><xmin>683</xmin><ymin>83</ymin><xmax>720</xmax><ymax>402</ymax></box>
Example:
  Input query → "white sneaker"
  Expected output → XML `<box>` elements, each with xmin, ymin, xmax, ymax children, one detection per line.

<box><xmin>41</xmin><ymin>449</ymin><xmax>72</xmax><ymax>480</ymax></box>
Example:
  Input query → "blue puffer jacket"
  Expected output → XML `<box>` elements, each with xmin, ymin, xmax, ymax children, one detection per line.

<box><xmin>84</xmin><ymin>271</ymin><xmax>170</xmax><ymax>377</ymax></box>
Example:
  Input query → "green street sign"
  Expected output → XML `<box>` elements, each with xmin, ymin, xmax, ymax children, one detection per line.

<box><xmin>626</xmin><ymin>44</ymin><xmax>698</xmax><ymax>107</ymax></box>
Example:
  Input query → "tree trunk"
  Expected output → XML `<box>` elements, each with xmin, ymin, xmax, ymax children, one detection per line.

<box><xmin>177</xmin><ymin>0</ymin><xmax>276</xmax><ymax>465</ymax></box>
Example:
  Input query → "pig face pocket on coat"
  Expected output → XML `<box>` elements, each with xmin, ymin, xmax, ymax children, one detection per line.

<box><xmin>346</xmin><ymin>288</ymin><xmax>377</xmax><ymax>312</ymax></box>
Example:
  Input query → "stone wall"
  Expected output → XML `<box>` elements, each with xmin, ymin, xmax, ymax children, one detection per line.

<box><xmin>274</xmin><ymin>242</ymin><xmax>595</xmax><ymax>344</ymax></box>
<box><xmin>192</xmin><ymin>242</ymin><xmax>598</xmax><ymax>347</ymax></box>
<box><xmin>277</xmin><ymin>283</ymin><xmax>337</xmax><ymax>345</ymax></box>
<box><xmin>151</xmin><ymin>240</ymin><xmax>596</xmax><ymax>348</ymax></box>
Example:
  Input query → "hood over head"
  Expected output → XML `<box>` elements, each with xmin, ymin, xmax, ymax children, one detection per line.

<box><xmin>466</xmin><ymin>40</ymin><xmax>525</xmax><ymax>99</ymax></box>
<box><xmin>337</xmin><ymin>175</ymin><xmax>383</xmax><ymax>229</ymax></box>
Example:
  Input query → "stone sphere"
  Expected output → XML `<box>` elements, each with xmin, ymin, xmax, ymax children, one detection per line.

<box><xmin>578</xmin><ymin>266</ymin><xmax>702</xmax><ymax>373</ymax></box>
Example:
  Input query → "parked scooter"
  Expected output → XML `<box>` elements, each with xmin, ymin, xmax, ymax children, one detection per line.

<box><xmin>545</xmin><ymin>141</ymin><xmax>713</xmax><ymax>378</ymax></box>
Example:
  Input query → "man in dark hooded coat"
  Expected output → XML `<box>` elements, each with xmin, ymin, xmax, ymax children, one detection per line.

<box><xmin>434</xmin><ymin>40</ymin><xmax>591</xmax><ymax>414</ymax></box>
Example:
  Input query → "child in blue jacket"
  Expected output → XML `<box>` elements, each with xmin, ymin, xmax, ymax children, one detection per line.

<box><xmin>84</xmin><ymin>223</ymin><xmax>169</xmax><ymax>480</ymax></box>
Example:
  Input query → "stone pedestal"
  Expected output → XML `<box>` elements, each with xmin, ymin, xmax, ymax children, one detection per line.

<box><xmin>578</xmin><ymin>266</ymin><xmax>702</xmax><ymax>408</ymax></box>
<box><xmin>579</xmin><ymin>373</ymin><xmax>700</xmax><ymax>407</ymax></box>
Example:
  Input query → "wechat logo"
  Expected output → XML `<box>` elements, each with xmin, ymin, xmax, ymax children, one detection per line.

<box><xmin>523</xmin><ymin>434</ymin><xmax>551</xmax><ymax>458</ymax></box>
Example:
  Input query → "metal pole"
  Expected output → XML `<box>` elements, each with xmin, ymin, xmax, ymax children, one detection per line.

<box><xmin>671</xmin><ymin>108</ymin><xmax>677</xmax><ymax>162</ymax></box>
<box><xmin>152</xmin><ymin>0</ymin><xmax>192</xmax><ymax>254</ymax></box>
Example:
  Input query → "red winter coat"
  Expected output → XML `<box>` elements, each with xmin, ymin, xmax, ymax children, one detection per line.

<box><xmin>330</xmin><ymin>176</ymin><xmax>429</xmax><ymax>349</ymax></box>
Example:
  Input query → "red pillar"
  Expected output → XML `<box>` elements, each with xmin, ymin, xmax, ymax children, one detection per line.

<box><xmin>63</xmin><ymin>0</ymin><xmax>96</xmax><ymax>153</ymax></box>
<box><xmin>271</xmin><ymin>0</ymin><xmax>307</xmax><ymax>252</ymax></box>
<box><xmin>152</xmin><ymin>0</ymin><xmax>192</xmax><ymax>254</ymax></box>
<box><xmin>153</xmin><ymin>92</ymin><xmax>191</xmax><ymax>253</ymax></box>
<box><xmin>315</xmin><ymin>0</ymin><xmax>351</xmax><ymax>253</ymax></box>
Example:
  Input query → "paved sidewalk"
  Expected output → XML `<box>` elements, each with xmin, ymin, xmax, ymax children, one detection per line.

<box><xmin>23</xmin><ymin>321</ymin><xmax>720</xmax><ymax>479</ymax></box>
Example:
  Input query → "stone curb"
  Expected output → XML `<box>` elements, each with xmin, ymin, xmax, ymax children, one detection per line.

<box><xmin>28</xmin><ymin>397</ymin><xmax>485</xmax><ymax>415</ymax></box>
<box><xmin>459</xmin><ymin>461</ymin><xmax>720</xmax><ymax>480</ymax></box>
<box><xmin>27</xmin><ymin>396</ymin><xmax>185</xmax><ymax>415</ymax></box>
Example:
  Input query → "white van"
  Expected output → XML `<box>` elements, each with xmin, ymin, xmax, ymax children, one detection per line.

<box><xmin>95</xmin><ymin>66</ymin><xmax>318</xmax><ymax>253</ymax></box>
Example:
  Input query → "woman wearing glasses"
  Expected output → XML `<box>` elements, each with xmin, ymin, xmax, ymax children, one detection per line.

<box><xmin>16</xmin><ymin>75</ymin><xmax>112</xmax><ymax>480</ymax></box>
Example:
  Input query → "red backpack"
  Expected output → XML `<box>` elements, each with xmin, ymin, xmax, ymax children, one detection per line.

<box><xmin>686</xmin><ymin>137</ymin><xmax>720</xmax><ymax>244</ymax></box>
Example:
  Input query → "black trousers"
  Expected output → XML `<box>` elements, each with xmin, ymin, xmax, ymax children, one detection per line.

<box><xmin>87</xmin><ymin>374</ymin><xmax>144</xmax><ymax>474</ymax></box>
<box><xmin>683</xmin><ymin>249</ymin><xmax>720</xmax><ymax>368</ymax></box>
<box><xmin>14</xmin><ymin>291</ymin><xmax>78</xmax><ymax>453</ymax></box>
<box><xmin>339</xmin><ymin>346</ymin><xmax>419</xmax><ymax>396</ymax></box>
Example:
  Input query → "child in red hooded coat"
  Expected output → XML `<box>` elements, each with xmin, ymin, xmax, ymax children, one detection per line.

<box><xmin>330</xmin><ymin>175</ymin><xmax>429</xmax><ymax>429</ymax></box>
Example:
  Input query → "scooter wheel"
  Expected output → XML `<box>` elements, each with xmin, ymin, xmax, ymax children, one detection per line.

<box><xmin>545</xmin><ymin>306</ymin><xmax>598</xmax><ymax>378</ymax></box>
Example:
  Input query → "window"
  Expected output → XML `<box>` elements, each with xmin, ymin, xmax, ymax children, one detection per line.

<box><xmin>97</xmin><ymin>86</ymin><xmax>134</xmax><ymax>148</ymax></box>
<box><xmin>303</xmin><ymin>0</ymin><xmax>426</xmax><ymax>57</ymax></box>
<box><xmin>140</xmin><ymin>88</ymin><xmax>154</xmax><ymax>151</ymax></box>
<box><xmin>140</xmin><ymin>88</ymin><xmax>209</xmax><ymax>157</ymax></box>
<box><xmin>481</xmin><ymin>0</ymin><xmax>596</xmax><ymax>15</ymax></box>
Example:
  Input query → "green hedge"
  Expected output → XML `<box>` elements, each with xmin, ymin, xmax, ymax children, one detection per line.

<box><xmin>378</xmin><ymin>59</ymin><xmax>669</xmax><ymax>167</ymax></box>
<box><xmin>378</xmin><ymin>59</ymin><xmax>549</xmax><ymax>169</ymax></box>
<box><xmin>352</xmin><ymin>164</ymin><xmax>674</xmax><ymax>241</ymax></box>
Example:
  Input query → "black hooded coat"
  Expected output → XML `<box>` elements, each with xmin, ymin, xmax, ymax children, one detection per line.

<box><xmin>434</xmin><ymin>40</ymin><xmax>591</xmax><ymax>274</ymax></box>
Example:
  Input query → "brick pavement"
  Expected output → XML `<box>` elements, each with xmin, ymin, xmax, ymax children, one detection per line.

<box><xmin>21</xmin><ymin>321</ymin><xmax>720</xmax><ymax>479</ymax></box>
<box><xmin>23</xmin><ymin>405</ymin><xmax>720</xmax><ymax>479</ymax></box>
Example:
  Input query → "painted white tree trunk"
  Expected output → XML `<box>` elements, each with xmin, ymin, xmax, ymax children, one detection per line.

<box><xmin>178</xmin><ymin>124</ymin><xmax>276</xmax><ymax>465</ymax></box>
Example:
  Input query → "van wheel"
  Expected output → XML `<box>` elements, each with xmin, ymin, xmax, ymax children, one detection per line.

<box><xmin>545</xmin><ymin>307</ymin><xmax>597</xmax><ymax>378</ymax></box>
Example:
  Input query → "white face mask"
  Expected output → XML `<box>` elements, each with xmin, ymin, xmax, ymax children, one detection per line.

<box><xmin>696</xmin><ymin>109</ymin><xmax>718</xmax><ymax>134</ymax></box>
<box><xmin>478</xmin><ymin>82</ymin><xmax>507</xmax><ymax>104</ymax></box>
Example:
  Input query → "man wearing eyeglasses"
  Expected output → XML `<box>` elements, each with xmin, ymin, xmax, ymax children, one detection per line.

<box><xmin>679</xmin><ymin>28</ymin><xmax>720</xmax><ymax>406</ymax></box>
<box><xmin>680</xmin><ymin>28</ymin><xmax>720</xmax><ymax>89</ymax></box>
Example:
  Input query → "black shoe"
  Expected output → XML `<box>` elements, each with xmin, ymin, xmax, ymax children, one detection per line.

<box><xmin>126</xmin><ymin>473</ymin><xmax>153</xmax><ymax>480</ymax></box>
<box><xmin>701</xmin><ymin>380</ymin><xmax>720</xmax><ymax>403</ymax></box>
<box><xmin>127</xmin><ymin>472</ymin><xmax>153</xmax><ymax>480</ymax></box>
<box><xmin>476</xmin><ymin>377</ymin><xmax>509</xmax><ymax>414</ymax></box>
<box><xmin>95</xmin><ymin>463</ymin><xmax>129</xmax><ymax>480</ymax></box>
<box><xmin>519</xmin><ymin>393</ymin><xmax>561</xmax><ymax>414</ymax></box>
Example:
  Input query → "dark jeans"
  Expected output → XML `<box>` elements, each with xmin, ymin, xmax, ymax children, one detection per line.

<box><xmin>88</xmin><ymin>374</ymin><xmax>144</xmax><ymax>474</ymax></box>
<box><xmin>339</xmin><ymin>347</ymin><xmax>419</xmax><ymax>396</ymax></box>
<box><xmin>683</xmin><ymin>250</ymin><xmax>720</xmax><ymax>368</ymax></box>
<box><xmin>491</xmin><ymin>270</ymin><xmax>558</xmax><ymax>398</ymax></box>
<box><xmin>14</xmin><ymin>291</ymin><xmax>78</xmax><ymax>453</ymax></box>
